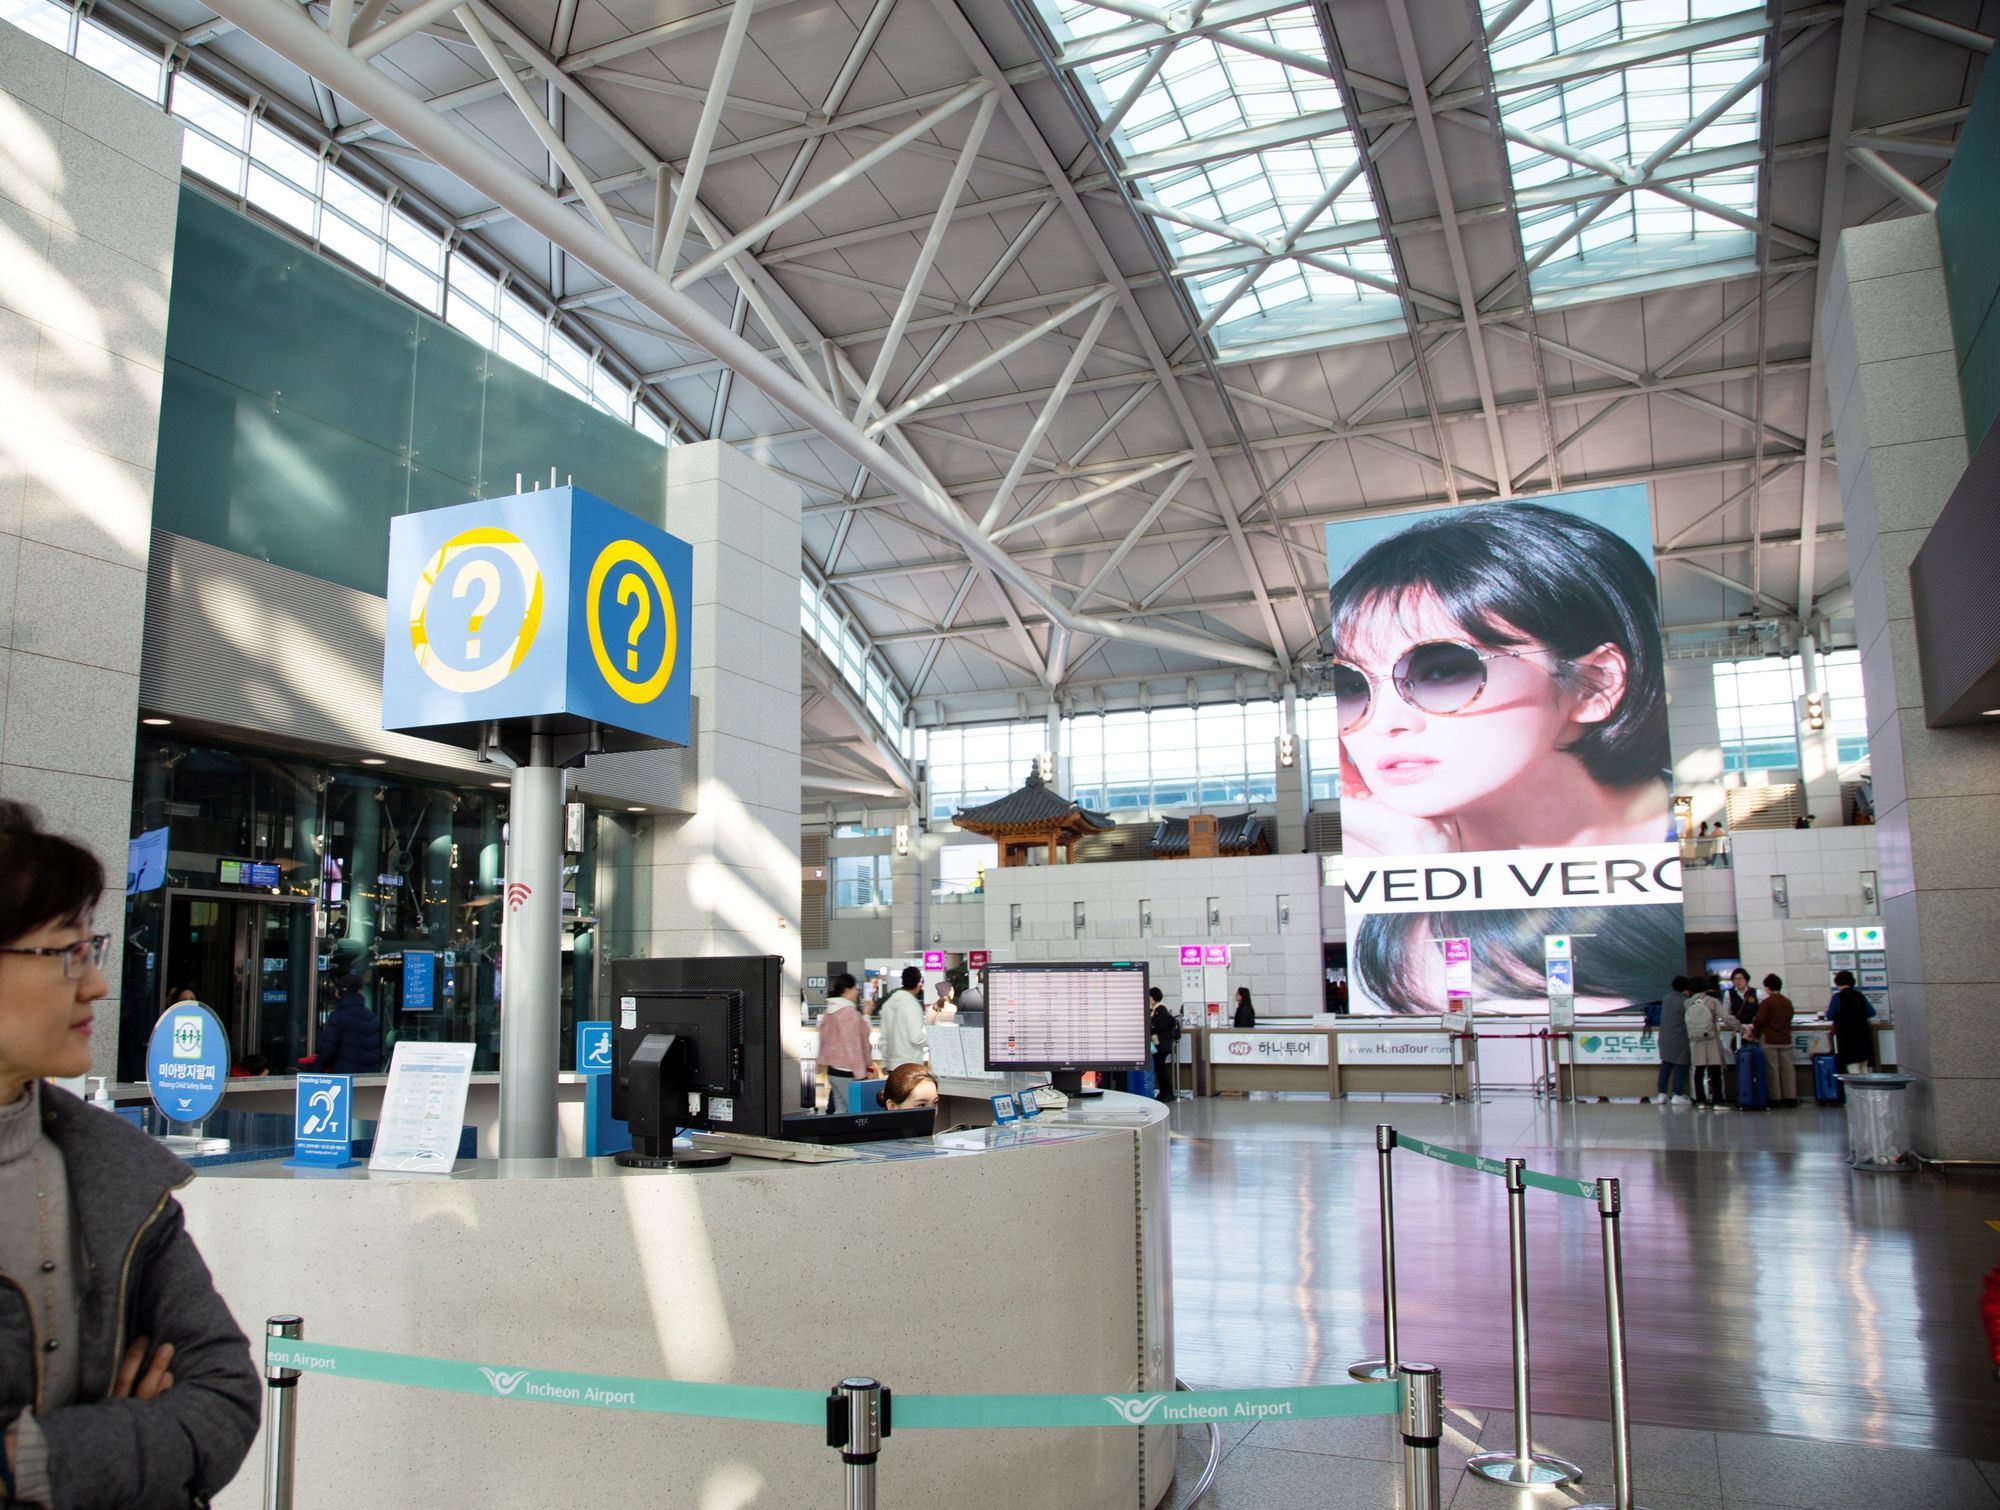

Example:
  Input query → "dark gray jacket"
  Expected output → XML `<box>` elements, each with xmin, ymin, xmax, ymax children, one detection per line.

<box><xmin>1</xmin><ymin>1084</ymin><xmax>259</xmax><ymax>1507</ymax></box>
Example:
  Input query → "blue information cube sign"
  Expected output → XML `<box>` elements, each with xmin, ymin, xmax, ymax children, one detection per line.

<box><xmin>403</xmin><ymin>950</ymin><xmax>437</xmax><ymax>1012</ymax></box>
<box><xmin>287</xmin><ymin>1073</ymin><xmax>356</xmax><ymax>1169</ymax></box>
<box><xmin>145</xmin><ymin>1003</ymin><xmax>230</xmax><ymax>1124</ymax></box>
<box><xmin>381</xmin><ymin>487</ymin><xmax>692</xmax><ymax>747</ymax></box>
<box><xmin>576</xmin><ymin>1021</ymin><xmax>613</xmax><ymax>1075</ymax></box>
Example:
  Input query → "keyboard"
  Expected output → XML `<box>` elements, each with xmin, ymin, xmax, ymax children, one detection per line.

<box><xmin>684</xmin><ymin>1131</ymin><xmax>863</xmax><ymax>1164</ymax></box>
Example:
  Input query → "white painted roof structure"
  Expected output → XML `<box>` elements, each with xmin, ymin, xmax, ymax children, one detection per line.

<box><xmin>65</xmin><ymin>0</ymin><xmax>1995</xmax><ymax>797</ymax></box>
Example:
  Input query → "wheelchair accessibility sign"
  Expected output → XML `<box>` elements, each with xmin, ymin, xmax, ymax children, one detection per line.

<box><xmin>576</xmin><ymin>1022</ymin><xmax>614</xmax><ymax>1075</ymax></box>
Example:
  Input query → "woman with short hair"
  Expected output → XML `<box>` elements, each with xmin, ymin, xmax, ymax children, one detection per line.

<box><xmin>0</xmin><ymin>801</ymin><xmax>260</xmax><ymax>1508</ymax></box>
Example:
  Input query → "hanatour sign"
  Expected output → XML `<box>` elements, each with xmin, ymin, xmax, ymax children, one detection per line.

<box><xmin>381</xmin><ymin>486</ymin><xmax>692</xmax><ymax>748</ymax></box>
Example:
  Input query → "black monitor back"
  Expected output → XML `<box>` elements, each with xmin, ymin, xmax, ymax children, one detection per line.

<box><xmin>610</xmin><ymin>955</ymin><xmax>784</xmax><ymax>1139</ymax></box>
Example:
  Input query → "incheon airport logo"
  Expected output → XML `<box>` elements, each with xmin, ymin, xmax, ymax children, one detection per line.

<box><xmin>1104</xmin><ymin>1395</ymin><xmax>1168</xmax><ymax>1425</ymax></box>
<box><xmin>1104</xmin><ymin>1393</ymin><xmax>1296</xmax><ymax>1425</ymax></box>
<box><xmin>480</xmin><ymin>1367</ymin><xmax>532</xmax><ymax>1397</ymax></box>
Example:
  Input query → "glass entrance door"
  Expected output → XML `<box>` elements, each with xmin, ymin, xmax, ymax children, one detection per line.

<box><xmin>164</xmin><ymin>892</ymin><xmax>317</xmax><ymax>1073</ymax></box>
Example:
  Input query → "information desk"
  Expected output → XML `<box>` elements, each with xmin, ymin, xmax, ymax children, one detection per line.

<box><xmin>1186</xmin><ymin>1025</ymin><xmax>1476</xmax><ymax>1100</ymax></box>
<box><xmin>178</xmin><ymin>1093</ymin><xmax>1174</xmax><ymax>1510</ymax></box>
<box><xmin>1550</xmin><ymin>1016</ymin><xmax>1889</xmax><ymax>1099</ymax></box>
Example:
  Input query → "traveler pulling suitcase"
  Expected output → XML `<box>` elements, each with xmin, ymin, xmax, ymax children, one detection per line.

<box><xmin>1813</xmin><ymin>1053</ymin><xmax>1845</xmax><ymax>1106</ymax></box>
<box><xmin>1736</xmin><ymin>1044</ymin><xmax>1770</xmax><ymax>1110</ymax></box>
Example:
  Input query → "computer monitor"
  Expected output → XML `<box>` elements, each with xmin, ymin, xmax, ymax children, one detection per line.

<box><xmin>983</xmin><ymin>961</ymin><xmax>1150</xmax><ymax>1094</ymax></box>
<box><xmin>609</xmin><ymin>955</ymin><xmax>784</xmax><ymax>1167</ymax></box>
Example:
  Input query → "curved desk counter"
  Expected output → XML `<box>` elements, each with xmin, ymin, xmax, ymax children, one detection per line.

<box><xmin>181</xmin><ymin>1092</ymin><xmax>1174</xmax><ymax>1509</ymax></box>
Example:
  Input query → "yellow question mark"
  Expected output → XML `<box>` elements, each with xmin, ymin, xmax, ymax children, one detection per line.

<box><xmin>616</xmin><ymin>572</ymin><xmax>651</xmax><ymax>673</ymax></box>
<box><xmin>452</xmin><ymin>558</ymin><xmax>503</xmax><ymax>662</ymax></box>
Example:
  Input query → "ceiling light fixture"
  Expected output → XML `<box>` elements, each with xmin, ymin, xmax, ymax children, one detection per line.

<box><xmin>141</xmin><ymin>716</ymin><xmax>172</xmax><ymax>727</ymax></box>
<box><xmin>361</xmin><ymin>758</ymin><xmax>387</xmax><ymax>766</ymax></box>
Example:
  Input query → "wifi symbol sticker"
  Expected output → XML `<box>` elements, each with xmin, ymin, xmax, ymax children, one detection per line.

<box><xmin>505</xmin><ymin>882</ymin><xmax>534</xmax><ymax>914</ymax></box>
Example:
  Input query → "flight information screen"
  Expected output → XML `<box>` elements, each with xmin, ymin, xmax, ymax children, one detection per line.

<box><xmin>984</xmin><ymin>963</ymin><xmax>1150</xmax><ymax>1070</ymax></box>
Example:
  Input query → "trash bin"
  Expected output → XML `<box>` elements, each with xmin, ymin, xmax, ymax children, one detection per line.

<box><xmin>1840</xmin><ymin>1072</ymin><xmax>1915</xmax><ymax>1172</ymax></box>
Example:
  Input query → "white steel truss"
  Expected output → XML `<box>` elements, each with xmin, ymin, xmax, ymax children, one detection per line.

<box><xmin>147</xmin><ymin>0</ymin><xmax>1987</xmax><ymax>723</ymax></box>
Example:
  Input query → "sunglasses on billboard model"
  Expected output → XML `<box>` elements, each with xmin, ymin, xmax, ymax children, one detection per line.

<box><xmin>1327</xmin><ymin>639</ymin><xmax>1564</xmax><ymax>735</ymax></box>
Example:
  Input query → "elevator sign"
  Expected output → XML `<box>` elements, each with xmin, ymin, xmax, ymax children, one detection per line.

<box><xmin>382</xmin><ymin>487</ymin><xmax>692</xmax><ymax>746</ymax></box>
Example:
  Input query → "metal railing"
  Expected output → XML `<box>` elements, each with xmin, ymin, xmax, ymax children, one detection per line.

<box><xmin>257</xmin><ymin>1324</ymin><xmax>1446</xmax><ymax>1509</ymax></box>
<box><xmin>1346</xmin><ymin>1125</ymin><xmax>1653</xmax><ymax>1510</ymax></box>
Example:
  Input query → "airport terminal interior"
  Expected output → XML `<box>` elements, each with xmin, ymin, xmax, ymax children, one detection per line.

<box><xmin>1</xmin><ymin>0</ymin><xmax>1998</xmax><ymax>1499</ymax></box>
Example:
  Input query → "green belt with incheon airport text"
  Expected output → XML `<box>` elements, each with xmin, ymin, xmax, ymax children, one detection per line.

<box><xmin>263</xmin><ymin>1339</ymin><xmax>1401</xmax><ymax>1429</ymax></box>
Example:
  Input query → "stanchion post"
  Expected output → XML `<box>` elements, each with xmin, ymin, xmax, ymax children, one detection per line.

<box><xmin>1579</xmin><ymin>1178</ymin><xmax>1651</xmax><ymax>1510</ymax></box>
<box><xmin>826</xmin><ymin>1377</ymin><xmax>889</xmax><ymax>1510</ymax></box>
<box><xmin>1348</xmin><ymin>1125</ymin><xmax>1400</xmax><ymax>1383</ymax></box>
<box><xmin>1398</xmin><ymin>1362</ymin><xmax>1443</xmax><ymax>1510</ymax></box>
<box><xmin>262</xmin><ymin>1315</ymin><xmax>302</xmax><ymax>1510</ymax></box>
<box><xmin>1466</xmin><ymin>1160</ymin><xmax>1581</xmax><ymax>1488</ymax></box>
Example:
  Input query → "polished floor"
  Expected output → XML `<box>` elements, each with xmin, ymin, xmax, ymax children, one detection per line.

<box><xmin>1162</xmin><ymin>1093</ymin><xmax>2000</xmax><ymax>1508</ymax></box>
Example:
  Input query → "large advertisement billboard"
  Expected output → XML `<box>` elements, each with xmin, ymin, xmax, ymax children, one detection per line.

<box><xmin>1324</xmin><ymin>486</ymin><xmax>1683</xmax><ymax>1016</ymax></box>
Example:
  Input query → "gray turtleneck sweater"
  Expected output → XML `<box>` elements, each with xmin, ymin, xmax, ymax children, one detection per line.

<box><xmin>2</xmin><ymin>1082</ymin><xmax>79</xmax><ymax>1506</ymax></box>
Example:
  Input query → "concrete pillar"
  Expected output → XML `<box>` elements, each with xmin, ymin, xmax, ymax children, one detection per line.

<box><xmin>1044</xmin><ymin>705</ymin><xmax>1065</xmax><ymax>796</ymax></box>
<box><xmin>643</xmin><ymin>443</ymin><xmax>806</xmax><ymax>1087</ymax></box>
<box><xmin>1795</xmin><ymin>633</ymin><xmax>1845</xmax><ymax>823</ymax></box>
<box><xmin>1823</xmin><ymin>213</ymin><xmax>2000</xmax><ymax>1158</ymax></box>
<box><xmin>1665</xmin><ymin>659</ymin><xmax>1728</xmax><ymax>834</ymax></box>
<box><xmin>0</xmin><ymin>31</ymin><xmax>182</xmax><ymax>1079</ymax></box>
<box><xmin>890</xmin><ymin>808</ymin><xmax>923</xmax><ymax>956</ymax></box>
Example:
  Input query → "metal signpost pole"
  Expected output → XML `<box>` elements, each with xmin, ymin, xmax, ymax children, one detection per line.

<box><xmin>499</xmin><ymin>735</ymin><xmax>563</xmax><ymax>1158</ymax></box>
<box><xmin>1580</xmin><ymin>1178</ymin><xmax>1650</xmax><ymax>1510</ymax></box>
<box><xmin>1399</xmin><ymin>1363</ymin><xmax>1443</xmax><ymax>1510</ymax></box>
<box><xmin>1467</xmin><ymin>1159</ymin><xmax>1581</xmax><ymax>1487</ymax></box>
<box><xmin>261</xmin><ymin>1315</ymin><xmax>302</xmax><ymax>1510</ymax></box>
<box><xmin>1349</xmin><ymin>1124</ymin><xmax>1401</xmax><ymax>1382</ymax></box>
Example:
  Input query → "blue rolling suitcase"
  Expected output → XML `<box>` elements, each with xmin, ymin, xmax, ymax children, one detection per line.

<box><xmin>1813</xmin><ymin>1053</ymin><xmax>1845</xmax><ymax>1106</ymax></box>
<box><xmin>1736</xmin><ymin>1045</ymin><xmax>1769</xmax><ymax>1110</ymax></box>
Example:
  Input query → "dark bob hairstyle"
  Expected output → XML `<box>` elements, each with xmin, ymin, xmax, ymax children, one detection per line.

<box><xmin>0</xmin><ymin>800</ymin><xmax>105</xmax><ymax>946</ymax></box>
<box><xmin>1353</xmin><ymin>904</ymin><xmax>1683</xmax><ymax>1016</ymax></box>
<box><xmin>1326</xmin><ymin>501</ymin><xmax>1668</xmax><ymax>788</ymax></box>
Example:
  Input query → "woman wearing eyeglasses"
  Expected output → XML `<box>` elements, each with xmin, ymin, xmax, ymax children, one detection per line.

<box><xmin>1324</xmin><ymin>502</ymin><xmax>1671</xmax><ymax>859</ymax></box>
<box><xmin>0</xmin><ymin>802</ymin><xmax>259</xmax><ymax>1508</ymax></box>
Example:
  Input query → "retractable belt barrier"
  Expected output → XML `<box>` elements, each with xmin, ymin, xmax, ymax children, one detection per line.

<box><xmin>1345</xmin><ymin>1127</ymin><xmax>1652</xmax><ymax>1510</ymax></box>
<box><xmin>258</xmin><ymin>1323</ymin><xmax>1447</xmax><ymax>1510</ymax></box>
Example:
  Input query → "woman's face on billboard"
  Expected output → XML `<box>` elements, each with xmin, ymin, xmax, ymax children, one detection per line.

<box><xmin>1338</xmin><ymin>593</ymin><xmax>1614</xmax><ymax>825</ymax></box>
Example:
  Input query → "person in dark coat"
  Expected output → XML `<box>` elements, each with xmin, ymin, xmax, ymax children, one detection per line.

<box><xmin>0</xmin><ymin>801</ymin><xmax>260</xmax><ymax>1507</ymax></box>
<box><xmin>1232</xmin><ymin>987</ymin><xmax>1256</xmax><ymax>1029</ymax></box>
<box><xmin>1827</xmin><ymin>970</ymin><xmax>1877</xmax><ymax>1073</ymax></box>
<box><xmin>1148</xmin><ymin>987</ymin><xmax>1180</xmax><ymax>1104</ymax></box>
<box><xmin>301</xmin><ymin>974</ymin><xmax>382</xmax><ymax>1074</ymax></box>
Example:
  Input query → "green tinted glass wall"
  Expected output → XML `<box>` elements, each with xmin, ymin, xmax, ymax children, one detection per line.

<box><xmin>154</xmin><ymin>189</ymin><xmax>669</xmax><ymax>595</ymax></box>
<box><xmin>1937</xmin><ymin>64</ymin><xmax>2000</xmax><ymax>447</ymax></box>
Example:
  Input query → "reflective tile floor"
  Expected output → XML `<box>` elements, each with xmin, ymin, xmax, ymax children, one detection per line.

<box><xmin>1161</xmin><ymin>1094</ymin><xmax>2000</xmax><ymax>1508</ymax></box>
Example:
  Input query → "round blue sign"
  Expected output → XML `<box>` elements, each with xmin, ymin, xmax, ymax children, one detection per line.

<box><xmin>146</xmin><ymin>1003</ymin><xmax>231</xmax><ymax>1124</ymax></box>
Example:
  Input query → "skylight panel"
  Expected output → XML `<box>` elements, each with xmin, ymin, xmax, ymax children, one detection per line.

<box><xmin>1038</xmin><ymin>0</ymin><xmax>1402</xmax><ymax>358</ymax></box>
<box><xmin>1483</xmin><ymin>0</ymin><xmax>1767</xmax><ymax>302</ymax></box>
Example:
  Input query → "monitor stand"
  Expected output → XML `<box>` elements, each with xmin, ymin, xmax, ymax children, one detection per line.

<box><xmin>615</xmin><ymin>1145</ymin><xmax>733</xmax><ymax>1170</ymax></box>
<box><xmin>1051</xmin><ymin>1070</ymin><xmax>1103</xmax><ymax>1098</ymax></box>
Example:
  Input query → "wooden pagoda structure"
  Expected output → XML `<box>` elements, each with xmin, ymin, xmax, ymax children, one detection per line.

<box><xmin>953</xmin><ymin>767</ymin><xmax>1113</xmax><ymax>867</ymax></box>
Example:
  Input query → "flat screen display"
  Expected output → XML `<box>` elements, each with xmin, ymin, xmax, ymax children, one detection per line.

<box><xmin>984</xmin><ymin>962</ymin><xmax>1149</xmax><ymax>1072</ymax></box>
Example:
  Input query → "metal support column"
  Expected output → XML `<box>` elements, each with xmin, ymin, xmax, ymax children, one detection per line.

<box><xmin>1399</xmin><ymin>1362</ymin><xmax>1443</xmax><ymax>1510</ymax></box>
<box><xmin>1349</xmin><ymin>1124</ymin><xmax>1401</xmax><ymax>1382</ymax></box>
<box><xmin>827</xmin><ymin>1377</ymin><xmax>890</xmax><ymax>1510</ymax></box>
<box><xmin>500</xmin><ymin>734</ymin><xmax>563</xmax><ymax>1158</ymax></box>
<box><xmin>1467</xmin><ymin>1158</ymin><xmax>1582</xmax><ymax>1487</ymax></box>
<box><xmin>261</xmin><ymin>1315</ymin><xmax>302</xmax><ymax>1510</ymax></box>
<box><xmin>1580</xmin><ymin>1178</ymin><xmax>1652</xmax><ymax>1510</ymax></box>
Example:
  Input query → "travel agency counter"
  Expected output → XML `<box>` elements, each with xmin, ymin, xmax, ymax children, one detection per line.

<box><xmin>1179</xmin><ymin>1021</ymin><xmax>1474</xmax><ymax>1098</ymax></box>
<box><xmin>178</xmin><ymin>1093</ymin><xmax>1175</xmax><ymax>1510</ymax></box>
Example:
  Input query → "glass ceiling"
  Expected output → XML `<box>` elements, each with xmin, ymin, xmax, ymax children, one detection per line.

<box><xmin>1483</xmin><ymin>0</ymin><xmax>1767</xmax><ymax>300</ymax></box>
<box><xmin>1039</xmin><ymin>0</ymin><xmax>1404</xmax><ymax>357</ymax></box>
